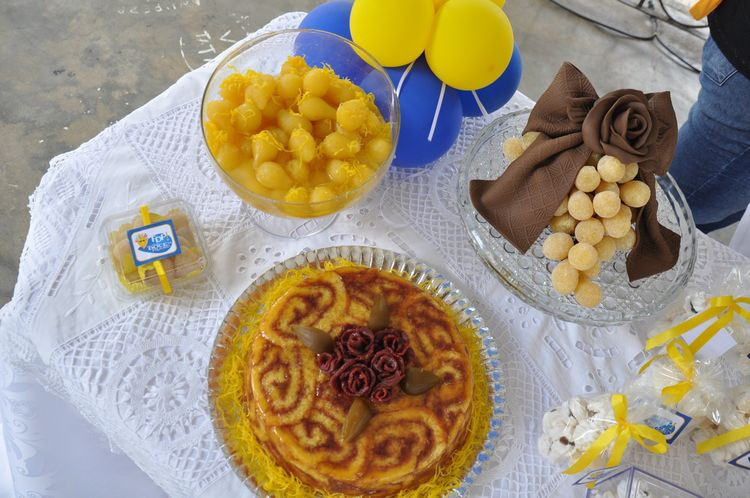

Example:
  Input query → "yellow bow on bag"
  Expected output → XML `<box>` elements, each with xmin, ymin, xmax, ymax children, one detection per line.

<box><xmin>696</xmin><ymin>424</ymin><xmax>750</xmax><ymax>456</ymax></box>
<box><xmin>639</xmin><ymin>338</ymin><xmax>695</xmax><ymax>406</ymax></box>
<box><xmin>645</xmin><ymin>296</ymin><xmax>750</xmax><ymax>353</ymax></box>
<box><xmin>690</xmin><ymin>0</ymin><xmax>723</xmax><ymax>20</ymax></box>
<box><xmin>138</xmin><ymin>205</ymin><xmax>172</xmax><ymax>294</ymax></box>
<box><xmin>563</xmin><ymin>394</ymin><xmax>668</xmax><ymax>480</ymax></box>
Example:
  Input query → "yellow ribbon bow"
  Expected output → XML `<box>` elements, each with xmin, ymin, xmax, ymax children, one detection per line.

<box><xmin>138</xmin><ymin>205</ymin><xmax>172</xmax><ymax>295</ymax></box>
<box><xmin>645</xmin><ymin>296</ymin><xmax>750</xmax><ymax>354</ymax></box>
<box><xmin>639</xmin><ymin>338</ymin><xmax>695</xmax><ymax>406</ymax></box>
<box><xmin>696</xmin><ymin>424</ymin><xmax>750</xmax><ymax>455</ymax></box>
<box><xmin>563</xmin><ymin>394</ymin><xmax>668</xmax><ymax>480</ymax></box>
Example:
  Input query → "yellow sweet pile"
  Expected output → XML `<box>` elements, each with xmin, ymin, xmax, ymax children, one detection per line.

<box><xmin>204</xmin><ymin>56</ymin><xmax>393</xmax><ymax>217</ymax></box>
<box><xmin>504</xmin><ymin>134</ymin><xmax>650</xmax><ymax>308</ymax></box>
<box><xmin>212</xmin><ymin>260</ymin><xmax>493</xmax><ymax>497</ymax></box>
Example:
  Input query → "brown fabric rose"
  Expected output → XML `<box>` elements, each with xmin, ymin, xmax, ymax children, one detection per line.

<box><xmin>331</xmin><ymin>360</ymin><xmax>376</xmax><ymax>397</ymax></box>
<box><xmin>338</xmin><ymin>325</ymin><xmax>375</xmax><ymax>361</ymax></box>
<box><xmin>369</xmin><ymin>383</ymin><xmax>393</xmax><ymax>403</ymax></box>
<box><xmin>371</xmin><ymin>350</ymin><xmax>406</xmax><ymax>386</ymax></box>
<box><xmin>469</xmin><ymin>62</ymin><xmax>680</xmax><ymax>281</ymax></box>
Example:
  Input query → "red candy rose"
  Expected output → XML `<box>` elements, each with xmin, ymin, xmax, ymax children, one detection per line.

<box><xmin>369</xmin><ymin>383</ymin><xmax>393</xmax><ymax>403</ymax></box>
<box><xmin>371</xmin><ymin>350</ymin><xmax>405</xmax><ymax>387</ymax></box>
<box><xmin>331</xmin><ymin>360</ymin><xmax>376</xmax><ymax>398</ymax></box>
<box><xmin>319</xmin><ymin>324</ymin><xmax>413</xmax><ymax>402</ymax></box>
<box><xmin>338</xmin><ymin>325</ymin><xmax>376</xmax><ymax>361</ymax></box>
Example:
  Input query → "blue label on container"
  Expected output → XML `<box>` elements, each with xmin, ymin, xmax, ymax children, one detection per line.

<box><xmin>127</xmin><ymin>219</ymin><xmax>181</xmax><ymax>267</ymax></box>
<box><xmin>643</xmin><ymin>409</ymin><xmax>691</xmax><ymax>445</ymax></box>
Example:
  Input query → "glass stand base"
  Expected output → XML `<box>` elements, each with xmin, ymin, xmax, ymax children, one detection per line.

<box><xmin>247</xmin><ymin>208</ymin><xmax>337</xmax><ymax>239</ymax></box>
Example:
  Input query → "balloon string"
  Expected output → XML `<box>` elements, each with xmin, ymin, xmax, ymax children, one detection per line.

<box><xmin>472</xmin><ymin>90</ymin><xmax>490</xmax><ymax>118</ymax></box>
<box><xmin>428</xmin><ymin>82</ymin><xmax>446</xmax><ymax>143</ymax></box>
<box><xmin>395</xmin><ymin>60</ymin><xmax>414</xmax><ymax>97</ymax></box>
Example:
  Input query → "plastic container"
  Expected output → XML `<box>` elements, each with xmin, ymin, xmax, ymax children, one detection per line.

<box><xmin>584</xmin><ymin>466</ymin><xmax>702</xmax><ymax>498</ymax></box>
<box><xmin>100</xmin><ymin>199</ymin><xmax>208</xmax><ymax>298</ymax></box>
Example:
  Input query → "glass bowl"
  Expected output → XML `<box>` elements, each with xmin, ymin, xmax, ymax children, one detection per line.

<box><xmin>457</xmin><ymin>110</ymin><xmax>697</xmax><ymax>326</ymax></box>
<box><xmin>207</xmin><ymin>245</ymin><xmax>505</xmax><ymax>497</ymax></box>
<box><xmin>200</xmin><ymin>29</ymin><xmax>399</xmax><ymax>237</ymax></box>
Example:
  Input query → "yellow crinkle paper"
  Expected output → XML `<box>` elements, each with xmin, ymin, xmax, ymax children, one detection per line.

<box><xmin>212</xmin><ymin>259</ymin><xmax>492</xmax><ymax>497</ymax></box>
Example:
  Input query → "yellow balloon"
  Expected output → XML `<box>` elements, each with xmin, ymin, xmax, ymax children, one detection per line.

<box><xmin>494</xmin><ymin>0</ymin><xmax>506</xmax><ymax>7</ymax></box>
<box><xmin>350</xmin><ymin>0</ymin><xmax>435</xmax><ymax>67</ymax></box>
<box><xmin>425</xmin><ymin>0</ymin><xmax>514</xmax><ymax>90</ymax></box>
<box><xmin>435</xmin><ymin>0</ymin><xmax>504</xmax><ymax>8</ymax></box>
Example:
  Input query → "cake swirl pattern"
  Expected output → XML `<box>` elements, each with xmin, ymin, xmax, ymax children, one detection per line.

<box><xmin>244</xmin><ymin>266</ymin><xmax>475</xmax><ymax>495</ymax></box>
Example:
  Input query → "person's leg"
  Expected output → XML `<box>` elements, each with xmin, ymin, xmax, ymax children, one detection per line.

<box><xmin>670</xmin><ymin>37</ymin><xmax>750</xmax><ymax>231</ymax></box>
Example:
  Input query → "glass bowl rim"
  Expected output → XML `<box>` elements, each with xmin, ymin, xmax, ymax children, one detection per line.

<box><xmin>199</xmin><ymin>28</ymin><xmax>401</xmax><ymax>208</ymax></box>
<box><xmin>458</xmin><ymin>109</ymin><xmax>698</xmax><ymax>326</ymax></box>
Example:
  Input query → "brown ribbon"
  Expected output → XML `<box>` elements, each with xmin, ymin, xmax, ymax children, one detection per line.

<box><xmin>470</xmin><ymin>63</ymin><xmax>680</xmax><ymax>281</ymax></box>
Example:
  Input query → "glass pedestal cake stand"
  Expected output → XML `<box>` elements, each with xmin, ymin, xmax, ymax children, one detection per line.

<box><xmin>457</xmin><ymin>110</ymin><xmax>697</xmax><ymax>326</ymax></box>
<box><xmin>207</xmin><ymin>245</ymin><xmax>505</xmax><ymax>497</ymax></box>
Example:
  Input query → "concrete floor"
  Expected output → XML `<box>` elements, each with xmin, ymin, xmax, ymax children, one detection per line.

<box><xmin>0</xmin><ymin>0</ymin><xmax>707</xmax><ymax>306</ymax></box>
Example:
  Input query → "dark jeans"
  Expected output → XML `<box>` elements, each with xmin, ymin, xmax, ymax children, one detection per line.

<box><xmin>670</xmin><ymin>37</ymin><xmax>750</xmax><ymax>233</ymax></box>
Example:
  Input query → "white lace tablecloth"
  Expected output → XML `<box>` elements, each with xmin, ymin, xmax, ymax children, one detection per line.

<box><xmin>1</xmin><ymin>12</ymin><xmax>749</xmax><ymax>498</ymax></box>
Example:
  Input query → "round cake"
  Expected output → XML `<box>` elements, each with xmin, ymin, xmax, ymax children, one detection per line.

<box><xmin>212</xmin><ymin>261</ymin><xmax>491</xmax><ymax>497</ymax></box>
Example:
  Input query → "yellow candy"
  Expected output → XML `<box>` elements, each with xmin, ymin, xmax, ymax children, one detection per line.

<box><xmin>256</xmin><ymin>161</ymin><xmax>293</xmax><ymax>190</ymax></box>
<box><xmin>310</xmin><ymin>185</ymin><xmax>337</xmax><ymax>203</ymax></box>
<box><xmin>278</xmin><ymin>73</ymin><xmax>302</xmax><ymax>102</ymax></box>
<box><xmin>288</xmin><ymin>128</ymin><xmax>317</xmax><ymax>163</ymax></box>
<box><xmin>230</xmin><ymin>102</ymin><xmax>262</xmax><ymax>135</ymax></box>
<box><xmin>205</xmin><ymin>100</ymin><xmax>233</xmax><ymax>129</ymax></box>
<box><xmin>554</xmin><ymin>196</ymin><xmax>569</xmax><ymax>217</ymax></box>
<box><xmin>284</xmin><ymin>186</ymin><xmax>310</xmax><ymax>204</ymax></box>
<box><xmin>302</xmin><ymin>68</ymin><xmax>330</xmax><ymax>97</ymax></box>
<box><xmin>543</xmin><ymin>232</ymin><xmax>574</xmax><ymax>261</ymax></box>
<box><xmin>619</xmin><ymin>180</ymin><xmax>651</xmax><ymax>208</ymax></box>
<box><xmin>326</xmin><ymin>159</ymin><xmax>354</xmax><ymax>184</ymax></box>
<box><xmin>244</xmin><ymin>72</ymin><xmax>275</xmax><ymax>109</ymax></box>
<box><xmin>620</xmin><ymin>162</ymin><xmax>639</xmax><ymax>183</ymax></box>
<box><xmin>575</xmin><ymin>277</ymin><xmax>602</xmax><ymax>308</ymax></box>
<box><xmin>597</xmin><ymin>155</ymin><xmax>626</xmax><ymax>183</ymax></box>
<box><xmin>502</xmin><ymin>137</ymin><xmax>524</xmax><ymax>161</ymax></box>
<box><xmin>568</xmin><ymin>242</ymin><xmax>599</xmax><ymax>271</ymax></box>
<box><xmin>251</xmin><ymin>131</ymin><xmax>282</xmax><ymax>166</ymax></box>
<box><xmin>298</xmin><ymin>94</ymin><xmax>337</xmax><ymax>121</ymax></box>
<box><xmin>521</xmin><ymin>131</ymin><xmax>540</xmax><ymax>150</ymax></box>
<box><xmin>595</xmin><ymin>236</ymin><xmax>617</xmax><ymax>261</ymax></box>
<box><xmin>312</xmin><ymin>118</ymin><xmax>335</xmax><ymax>139</ymax></box>
<box><xmin>425</xmin><ymin>0</ymin><xmax>514</xmax><ymax>90</ymax></box>
<box><xmin>229</xmin><ymin>167</ymin><xmax>268</xmax><ymax>196</ymax></box>
<box><xmin>278</xmin><ymin>109</ymin><xmax>313</xmax><ymax>135</ymax></box>
<box><xmin>602</xmin><ymin>205</ymin><xmax>632</xmax><ymax>238</ymax></box>
<box><xmin>551</xmin><ymin>259</ymin><xmax>579</xmax><ymax>295</ymax></box>
<box><xmin>365</xmin><ymin>136</ymin><xmax>392</xmax><ymax>163</ymax></box>
<box><xmin>574</xmin><ymin>218</ymin><xmax>605</xmax><ymax>245</ymax></box>
<box><xmin>595</xmin><ymin>181</ymin><xmax>619</xmax><ymax>195</ymax></box>
<box><xmin>615</xmin><ymin>228</ymin><xmax>637</xmax><ymax>251</ymax></box>
<box><xmin>583</xmin><ymin>261</ymin><xmax>601</xmax><ymax>278</ymax></box>
<box><xmin>568</xmin><ymin>190</ymin><xmax>594</xmax><ymax>221</ymax></box>
<box><xmin>219</xmin><ymin>73</ymin><xmax>246</xmax><ymax>105</ymax></box>
<box><xmin>550</xmin><ymin>213</ymin><xmax>577</xmax><ymax>234</ymax></box>
<box><xmin>592</xmin><ymin>191</ymin><xmax>621</xmax><ymax>219</ymax></box>
<box><xmin>286</xmin><ymin>159</ymin><xmax>310</xmax><ymax>184</ymax></box>
<box><xmin>322</xmin><ymin>132</ymin><xmax>361</xmax><ymax>159</ymax></box>
<box><xmin>216</xmin><ymin>143</ymin><xmax>243</xmax><ymax>170</ymax></box>
<box><xmin>575</xmin><ymin>165</ymin><xmax>601</xmax><ymax>193</ymax></box>
<box><xmin>337</xmin><ymin>99</ymin><xmax>369</xmax><ymax>132</ymax></box>
<box><xmin>350</xmin><ymin>0</ymin><xmax>435</xmax><ymax>67</ymax></box>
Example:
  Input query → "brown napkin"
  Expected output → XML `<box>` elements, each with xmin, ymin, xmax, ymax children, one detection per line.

<box><xmin>470</xmin><ymin>63</ymin><xmax>680</xmax><ymax>282</ymax></box>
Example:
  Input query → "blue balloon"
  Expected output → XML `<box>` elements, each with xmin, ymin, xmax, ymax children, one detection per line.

<box><xmin>459</xmin><ymin>45</ymin><xmax>522</xmax><ymax>117</ymax></box>
<box><xmin>294</xmin><ymin>1</ymin><xmax>366</xmax><ymax>81</ymax></box>
<box><xmin>385</xmin><ymin>57</ymin><xmax>463</xmax><ymax>168</ymax></box>
<box><xmin>298</xmin><ymin>0</ymin><xmax>353</xmax><ymax>39</ymax></box>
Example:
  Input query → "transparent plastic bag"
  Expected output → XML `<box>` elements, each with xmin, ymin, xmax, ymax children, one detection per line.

<box><xmin>690</xmin><ymin>383</ymin><xmax>750</xmax><ymax>466</ymax></box>
<box><xmin>626</xmin><ymin>346</ymin><xmax>729</xmax><ymax>425</ymax></box>
<box><xmin>538</xmin><ymin>393</ymin><xmax>663</xmax><ymax>468</ymax></box>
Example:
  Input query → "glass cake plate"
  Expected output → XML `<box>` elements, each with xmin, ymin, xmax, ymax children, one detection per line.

<box><xmin>207</xmin><ymin>245</ymin><xmax>505</xmax><ymax>497</ymax></box>
<box><xmin>457</xmin><ymin>110</ymin><xmax>697</xmax><ymax>326</ymax></box>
